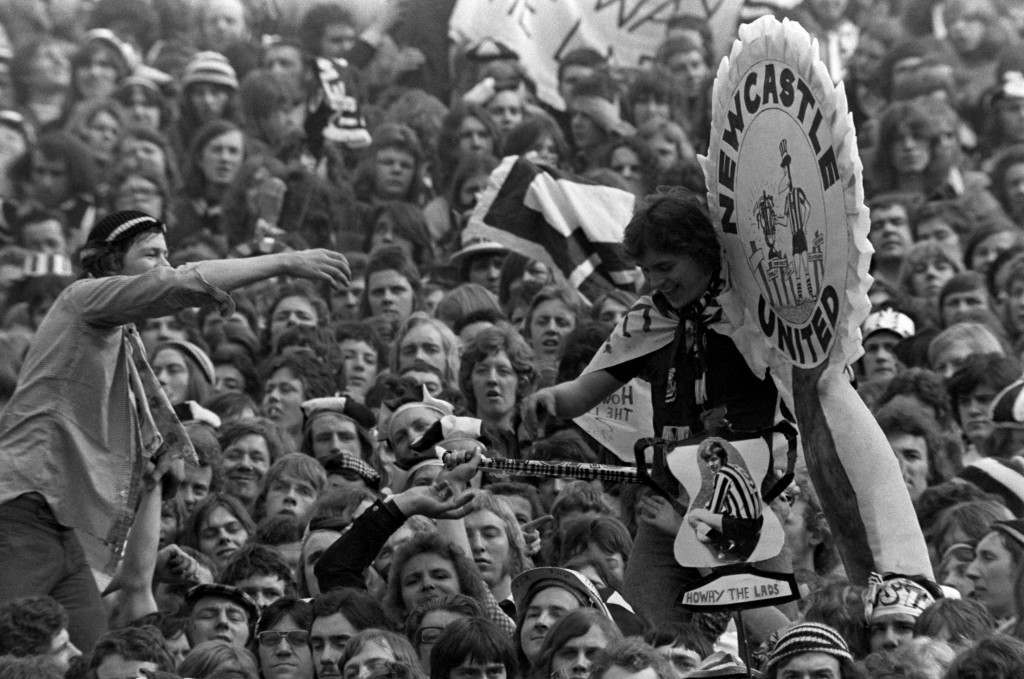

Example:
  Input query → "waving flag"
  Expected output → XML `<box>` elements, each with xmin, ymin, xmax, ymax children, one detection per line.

<box><xmin>464</xmin><ymin>155</ymin><xmax>639</xmax><ymax>303</ymax></box>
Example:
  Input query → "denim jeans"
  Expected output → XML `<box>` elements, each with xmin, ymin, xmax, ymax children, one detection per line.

<box><xmin>0</xmin><ymin>494</ymin><xmax>107</xmax><ymax>652</ymax></box>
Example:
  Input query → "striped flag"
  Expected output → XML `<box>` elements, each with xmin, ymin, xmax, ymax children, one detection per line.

<box><xmin>464</xmin><ymin>156</ymin><xmax>639</xmax><ymax>302</ymax></box>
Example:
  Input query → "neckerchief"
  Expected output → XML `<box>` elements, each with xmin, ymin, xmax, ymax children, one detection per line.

<box><xmin>125</xmin><ymin>325</ymin><xmax>199</xmax><ymax>467</ymax></box>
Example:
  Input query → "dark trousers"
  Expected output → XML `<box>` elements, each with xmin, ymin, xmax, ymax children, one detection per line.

<box><xmin>0</xmin><ymin>494</ymin><xmax>107</xmax><ymax>652</ymax></box>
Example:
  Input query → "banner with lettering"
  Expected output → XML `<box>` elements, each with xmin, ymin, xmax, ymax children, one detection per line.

<box><xmin>573</xmin><ymin>379</ymin><xmax>654</xmax><ymax>462</ymax></box>
<box><xmin>449</xmin><ymin>0</ymin><xmax>746</xmax><ymax>109</ymax></box>
<box><xmin>699</xmin><ymin>16</ymin><xmax>933</xmax><ymax>584</ymax></box>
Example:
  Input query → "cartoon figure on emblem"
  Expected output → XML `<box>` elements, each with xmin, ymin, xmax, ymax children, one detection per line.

<box><xmin>668</xmin><ymin>436</ymin><xmax>785</xmax><ymax>568</ymax></box>
<box><xmin>778</xmin><ymin>140</ymin><xmax>814</xmax><ymax>302</ymax></box>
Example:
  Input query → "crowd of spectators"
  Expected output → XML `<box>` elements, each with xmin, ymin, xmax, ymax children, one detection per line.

<box><xmin>3</xmin><ymin>0</ymin><xmax>1024</xmax><ymax>678</ymax></box>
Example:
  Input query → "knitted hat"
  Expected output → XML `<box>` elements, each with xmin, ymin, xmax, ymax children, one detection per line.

<box><xmin>85</xmin><ymin>210</ymin><xmax>165</xmax><ymax>246</ymax></box>
<box><xmin>763</xmin><ymin>623</ymin><xmax>852</xmax><ymax>673</ymax></box>
<box><xmin>154</xmin><ymin>340</ymin><xmax>215</xmax><ymax>385</ymax></box>
<box><xmin>684</xmin><ymin>651</ymin><xmax>756</xmax><ymax>678</ymax></box>
<box><xmin>181</xmin><ymin>51</ymin><xmax>238</xmax><ymax>91</ymax></box>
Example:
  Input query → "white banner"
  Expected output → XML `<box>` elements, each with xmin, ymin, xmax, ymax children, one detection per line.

<box><xmin>573</xmin><ymin>379</ymin><xmax>654</xmax><ymax>462</ymax></box>
<box><xmin>449</xmin><ymin>0</ymin><xmax>746</xmax><ymax>109</ymax></box>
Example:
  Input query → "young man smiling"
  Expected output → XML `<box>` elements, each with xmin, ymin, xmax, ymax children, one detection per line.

<box><xmin>522</xmin><ymin>191</ymin><xmax>780</xmax><ymax>628</ymax></box>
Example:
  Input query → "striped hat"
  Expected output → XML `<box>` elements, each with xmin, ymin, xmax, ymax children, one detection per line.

<box><xmin>85</xmin><ymin>210</ymin><xmax>165</xmax><ymax>246</ymax></box>
<box><xmin>154</xmin><ymin>340</ymin><xmax>216</xmax><ymax>385</ymax></box>
<box><xmin>684</xmin><ymin>651</ymin><xmax>755</xmax><ymax>678</ymax></box>
<box><xmin>763</xmin><ymin>623</ymin><xmax>852</xmax><ymax>673</ymax></box>
<box><xmin>181</xmin><ymin>51</ymin><xmax>238</xmax><ymax>91</ymax></box>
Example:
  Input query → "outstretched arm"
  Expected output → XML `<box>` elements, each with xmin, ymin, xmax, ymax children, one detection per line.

<box><xmin>521</xmin><ymin>369</ymin><xmax>625</xmax><ymax>434</ymax></box>
<box><xmin>189</xmin><ymin>249</ymin><xmax>350</xmax><ymax>292</ymax></box>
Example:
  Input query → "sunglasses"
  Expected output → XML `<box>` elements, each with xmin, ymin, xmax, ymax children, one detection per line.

<box><xmin>257</xmin><ymin>630</ymin><xmax>310</xmax><ymax>648</ymax></box>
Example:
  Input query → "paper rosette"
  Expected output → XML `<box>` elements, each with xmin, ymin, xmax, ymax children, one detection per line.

<box><xmin>699</xmin><ymin>15</ymin><xmax>872</xmax><ymax>406</ymax></box>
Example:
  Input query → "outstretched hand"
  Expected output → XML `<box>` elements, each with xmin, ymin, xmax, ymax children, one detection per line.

<box><xmin>285</xmin><ymin>249</ymin><xmax>351</xmax><ymax>289</ymax></box>
<box><xmin>390</xmin><ymin>483</ymin><xmax>477</xmax><ymax>520</ymax></box>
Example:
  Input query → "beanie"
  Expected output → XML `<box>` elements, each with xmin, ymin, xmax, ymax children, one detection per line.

<box><xmin>181</xmin><ymin>51</ymin><xmax>238</xmax><ymax>91</ymax></box>
<box><xmin>85</xmin><ymin>210</ymin><xmax>165</xmax><ymax>246</ymax></box>
<box><xmin>763</xmin><ymin>623</ymin><xmax>852</xmax><ymax>673</ymax></box>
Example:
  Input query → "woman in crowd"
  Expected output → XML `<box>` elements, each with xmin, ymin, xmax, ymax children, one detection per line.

<box><xmin>171</xmin><ymin>119</ymin><xmax>246</xmax><ymax>246</ymax></box>
<box><xmin>150</xmin><ymin>340</ymin><xmax>215</xmax><ymax>407</ymax></box>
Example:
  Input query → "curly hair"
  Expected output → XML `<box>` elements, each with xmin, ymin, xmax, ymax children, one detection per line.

<box><xmin>0</xmin><ymin>597</ymin><xmax>67</xmax><ymax>657</ymax></box>
<box><xmin>458</xmin><ymin>324</ymin><xmax>537</xmax><ymax>414</ymax></box>
<box><xmin>874</xmin><ymin>399</ymin><xmax>956</xmax><ymax>487</ymax></box>
<box><xmin>219</xmin><ymin>543</ymin><xmax>296</xmax><ymax>595</ymax></box>
<box><xmin>260</xmin><ymin>352</ymin><xmax>338</xmax><ymax>403</ymax></box>
<box><xmin>944</xmin><ymin>635</ymin><xmax>1024</xmax><ymax>679</ymax></box>
<box><xmin>896</xmin><ymin>241</ymin><xmax>963</xmax><ymax>298</ymax></box>
<box><xmin>385</xmin><ymin>532</ymin><xmax>490</xmax><ymax>620</ymax></box>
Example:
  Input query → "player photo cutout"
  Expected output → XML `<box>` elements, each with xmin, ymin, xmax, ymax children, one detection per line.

<box><xmin>668</xmin><ymin>437</ymin><xmax>784</xmax><ymax>568</ymax></box>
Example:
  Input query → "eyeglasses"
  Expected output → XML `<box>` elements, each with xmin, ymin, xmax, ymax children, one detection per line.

<box><xmin>415</xmin><ymin>626</ymin><xmax>445</xmax><ymax>645</ymax></box>
<box><xmin>257</xmin><ymin>630</ymin><xmax>310</xmax><ymax>648</ymax></box>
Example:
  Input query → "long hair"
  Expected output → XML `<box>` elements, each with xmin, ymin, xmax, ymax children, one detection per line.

<box><xmin>182</xmin><ymin>119</ymin><xmax>245</xmax><ymax>198</ymax></box>
<box><xmin>366</xmin><ymin>201</ymin><xmax>436</xmax><ymax>267</ymax></box>
<box><xmin>529</xmin><ymin>609</ymin><xmax>622</xmax><ymax>679</ymax></box>
<box><xmin>385</xmin><ymin>532</ymin><xmax>490</xmax><ymax>621</ymax></box>
<box><xmin>149</xmin><ymin>341</ymin><xmax>214</xmax><ymax>405</ymax></box>
<box><xmin>177</xmin><ymin>493</ymin><xmax>256</xmax><ymax>555</ymax></box>
<box><xmin>469</xmin><ymin>492</ymin><xmax>531</xmax><ymax>580</ymax></box>
<box><xmin>390</xmin><ymin>312</ymin><xmax>461</xmax><ymax>390</ymax></box>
